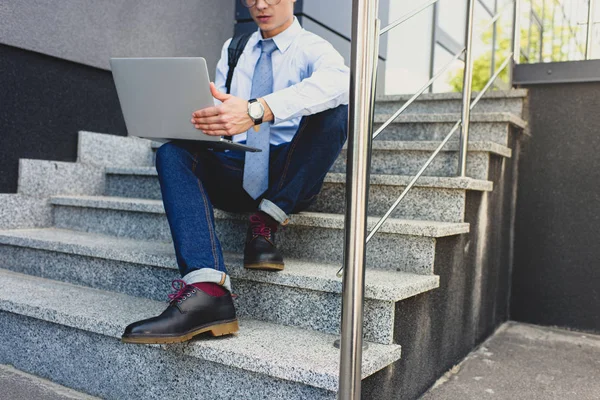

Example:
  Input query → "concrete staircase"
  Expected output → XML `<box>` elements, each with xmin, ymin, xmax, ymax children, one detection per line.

<box><xmin>0</xmin><ymin>90</ymin><xmax>528</xmax><ymax>399</ymax></box>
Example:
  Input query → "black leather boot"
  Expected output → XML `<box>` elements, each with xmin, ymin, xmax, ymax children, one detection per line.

<box><xmin>244</xmin><ymin>213</ymin><xmax>284</xmax><ymax>271</ymax></box>
<box><xmin>121</xmin><ymin>279</ymin><xmax>238</xmax><ymax>344</ymax></box>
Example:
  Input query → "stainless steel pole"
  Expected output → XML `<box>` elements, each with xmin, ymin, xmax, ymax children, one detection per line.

<box><xmin>511</xmin><ymin>0</ymin><xmax>522</xmax><ymax>82</ymax></box>
<box><xmin>338</xmin><ymin>0</ymin><xmax>378</xmax><ymax>398</ymax></box>
<box><xmin>586</xmin><ymin>0</ymin><xmax>596</xmax><ymax>59</ymax></box>
<box><xmin>458</xmin><ymin>0</ymin><xmax>476</xmax><ymax>177</ymax></box>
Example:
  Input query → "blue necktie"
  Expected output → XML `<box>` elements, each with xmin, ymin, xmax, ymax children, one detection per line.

<box><xmin>243</xmin><ymin>39</ymin><xmax>277</xmax><ymax>200</ymax></box>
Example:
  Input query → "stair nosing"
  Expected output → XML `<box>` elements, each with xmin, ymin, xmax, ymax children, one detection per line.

<box><xmin>375</xmin><ymin>89</ymin><xmax>528</xmax><ymax>102</ymax></box>
<box><xmin>373</xmin><ymin>112</ymin><xmax>528</xmax><ymax>129</ymax></box>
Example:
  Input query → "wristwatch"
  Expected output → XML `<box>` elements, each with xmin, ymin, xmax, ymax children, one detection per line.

<box><xmin>247</xmin><ymin>98</ymin><xmax>265</xmax><ymax>132</ymax></box>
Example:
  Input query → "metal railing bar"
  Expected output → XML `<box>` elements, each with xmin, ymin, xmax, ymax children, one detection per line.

<box><xmin>372</xmin><ymin>48</ymin><xmax>466</xmax><ymax>140</ymax></box>
<box><xmin>470</xmin><ymin>52</ymin><xmax>514</xmax><ymax>110</ymax></box>
<box><xmin>338</xmin><ymin>0</ymin><xmax>379</xmax><ymax>396</ymax></box>
<box><xmin>458</xmin><ymin>0</ymin><xmax>476</xmax><ymax>177</ymax></box>
<box><xmin>380</xmin><ymin>0</ymin><xmax>440</xmax><ymax>35</ymax></box>
<box><xmin>364</xmin><ymin>120</ymin><xmax>462</xmax><ymax>244</ymax></box>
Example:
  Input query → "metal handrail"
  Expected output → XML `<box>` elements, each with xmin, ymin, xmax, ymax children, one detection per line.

<box><xmin>338</xmin><ymin>0</ymin><xmax>379</xmax><ymax>398</ymax></box>
<box><xmin>365</xmin><ymin>51</ymin><xmax>514</xmax><ymax>246</ymax></box>
<box><xmin>372</xmin><ymin>48</ymin><xmax>466</xmax><ymax>140</ymax></box>
<box><xmin>336</xmin><ymin>0</ymin><xmax>589</xmax><ymax>397</ymax></box>
<box><xmin>337</xmin><ymin>0</ymin><xmax>518</xmax><ymax>276</ymax></box>
<box><xmin>458</xmin><ymin>0</ymin><xmax>477</xmax><ymax>177</ymax></box>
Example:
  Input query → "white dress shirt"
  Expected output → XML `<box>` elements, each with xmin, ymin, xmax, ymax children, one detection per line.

<box><xmin>213</xmin><ymin>17</ymin><xmax>349</xmax><ymax>146</ymax></box>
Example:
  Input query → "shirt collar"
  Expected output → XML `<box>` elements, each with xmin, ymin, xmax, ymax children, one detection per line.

<box><xmin>250</xmin><ymin>16</ymin><xmax>302</xmax><ymax>54</ymax></box>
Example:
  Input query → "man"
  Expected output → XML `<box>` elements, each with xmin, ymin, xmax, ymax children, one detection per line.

<box><xmin>121</xmin><ymin>0</ymin><xmax>349</xmax><ymax>344</ymax></box>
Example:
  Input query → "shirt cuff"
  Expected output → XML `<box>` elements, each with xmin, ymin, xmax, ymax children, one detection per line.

<box><xmin>262</xmin><ymin>92</ymin><xmax>294</xmax><ymax>125</ymax></box>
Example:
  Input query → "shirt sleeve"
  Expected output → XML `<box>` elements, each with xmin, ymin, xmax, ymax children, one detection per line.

<box><xmin>213</xmin><ymin>38</ymin><xmax>232</xmax><ymax>106</ymax></box>
<box><xmin>262</xmin><ymin>36</ymin><xmax>349</xmax><ymax>124</ymax></box>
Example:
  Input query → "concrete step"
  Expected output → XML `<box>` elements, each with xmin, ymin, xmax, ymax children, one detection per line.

<box><xmin>0</xmin><ymin>268</ymin><xmax>401</xmax><ymax>399</ymax></box>
<box><xmin>312</xmin><ymin>174</ymin><xmax>491</xmax><ymax>223</ymax></box>
<box><xmin>374</xmin><ymin>89</ymin><xmax>527</xmax><ymax>116</ymax></box>
<box><xmin>371</xmin><ymin>112</ymin><xmax>527</xmax><ymax>147</ymax></box>
<box><xmin>49</xmin><ymin>195</ymin><xmax>469</xmax><ymax>274</ymax></box>
<box><xmin>104</xmin><ymin>167</ymin><xmax>492</xmax><ymax>223</ymax></box>
<box><xmin>332</xmin><ymin>140</ymin><xmax>511</xmax><ymax>180</ymax></box>
<box><xmin>0</xmin><ymin>227</ymin><xmax>439</xmax><ymax>344</ymax></box>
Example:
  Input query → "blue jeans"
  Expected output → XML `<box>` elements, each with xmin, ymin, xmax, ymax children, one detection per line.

<box><xmin>155</xmin><ymin>105</ymin><xmax>348</xmax><ymax>290</ymax></box>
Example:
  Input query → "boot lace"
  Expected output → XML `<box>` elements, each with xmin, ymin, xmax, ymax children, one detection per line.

<box><xmin>250</xmin><ymin>215</ymin><xmax>272</xmax><ymax>238</ymax></box>
<box><xmin>167</xmin><ymin>279</ymin><xmax>196</xmax><ymax>304</ymax></box>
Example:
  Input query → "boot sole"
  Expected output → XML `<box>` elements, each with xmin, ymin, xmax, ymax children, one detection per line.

<box><xmin>121</xmin><ymin>319</ymin><xmax>239</xmax><ymax>344</ymax></box>
<box><xmin>244</xmin><ymin>262</ymin><xmax>285</xmax><ymax>271</ymax></box>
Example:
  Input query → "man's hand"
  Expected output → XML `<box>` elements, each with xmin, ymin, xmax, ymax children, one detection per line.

<box><xmin>190</xmin><ymin>83</ymin><xmax>254</xmax><ymax>136</ymax></box>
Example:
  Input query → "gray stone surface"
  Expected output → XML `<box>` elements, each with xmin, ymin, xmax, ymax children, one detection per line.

<box><xmin>17</xmin><ymin>159</ymin><xmax>105</xmax><ymax>198</ymax></box>
<box><xmin>0</xmin><ymin>227</ymin><xmax>439</xmax><ymax>302</ymax></box>
<box><xmin>421</xmin><ymin>322</ymin><xmax>600</xmax><ymax>400</ymax></box>
<box><xmin>77</xmin><ymin>131</ymin><xmax>154</xmax><ymax>168</ymax></box>
<box><xmin>375</xmin><ymin>91</ymin><xmax>526</xmax><ymax>116</ymax></box>
<box><xmin>0</xmin><ymin>227</ymin><xmax>441</xmax><ymax>343</ymax></box>
<box><xmin>374</xmin><ymin>112</ymin><xmax>528</xmax><ymax>129</ymax></box>
<box><xmin>0</xmin><ymin>194</ymin><xmax>52</xmax><ymax>229</ymax></box>
<box><xmin>0</xmin><ymin>269</ymin><xmax>402</xmax><ymax>392</ymax></box>
<box><xmin>0</xmin><ymin>311</ymin><xmax>336</xmax><ymax>400</ymax></box>
<box><xmin>371</xmin><ymin>116</ymin><xmax>524</xmax><ymax>146</ymax></box>
<box><xmin>49</xmin><ymin>196</ymin><xmax>468</xmax><ymax>272</ymax></box>
<box><xmin>332</xmin><ymin>141</ymin><xmax>511</xmax><ymax>180</ymax></box>
<box><xmin>376</xmin><ymin>89</ymin><xmax>528</xmax><ymax>101</ymax></box>
<box><xmin>104</xmin><ymin>167</ymin><xmax>491</xmax><ymax>222</ymax></box>
<box><xmin>0</xmin><ymin>364</ymin><xmax>99</xmax><ymax>400</ymax></box>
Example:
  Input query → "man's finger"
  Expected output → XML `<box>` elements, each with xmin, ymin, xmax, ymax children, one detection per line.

<box><xmin>210</xmin><ymin>82</ymin><xmax>230</xmax><ymax>102</ymax></box>
<box><xmin>191</xmin><ymin>115</ymin><xmax>222</xmax><ymax>125</ymax></box>
<box><xmin>195</xmin><ymin>123</ymin><xmax>226</xmax><ymax>131</ymax></box>
<box><xmin>201</xmin><ymin>129</ymin><xmax>230</xmax><ymax>136</ymax></box>
<box><xmin>192</xmin><ymin>106</ymin><xmax>220</xmax><ymax>118</ymax></box>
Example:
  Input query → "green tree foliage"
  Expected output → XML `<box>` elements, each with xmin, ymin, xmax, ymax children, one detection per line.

<box><xmin>448</xmin><ymin>3</ymin><xmax>582</xmax><ymax>92</ymax></box>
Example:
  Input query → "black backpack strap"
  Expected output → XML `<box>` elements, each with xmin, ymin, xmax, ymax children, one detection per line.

<box><xmin>226</xmin><ymin>32</ymin><xmax>253</xmax><ymax>94</ymax></box>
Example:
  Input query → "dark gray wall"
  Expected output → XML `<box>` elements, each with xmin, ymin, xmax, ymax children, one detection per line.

<box><xmin>510</xmin><ymin>82</ymin><xmax>600</xmax><ymax>333</ymax></box>
<box><xmin>0</xmin><ymin>44</ymin><xmax>127</xmax><ymax>194</ymax></box>
<box><xmin>0</xmin><ymin>0</ymin><xmax>234</xmax><ymax>194</ymax></box>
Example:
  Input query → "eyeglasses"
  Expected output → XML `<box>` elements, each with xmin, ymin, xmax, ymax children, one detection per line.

<box><xmin>242</xmin><ymin>0</ymin><xmax>282</xmax><ymax>8</ymax></box>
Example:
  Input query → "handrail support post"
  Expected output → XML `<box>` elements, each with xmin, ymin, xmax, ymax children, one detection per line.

<box><xmin>338</xmin><ymin>0</ymin><xmax>379</xmax><ymax>398</ymax></box>
<box><xmin>458</xmin><ymin>0</ymin><xmax>477</xmax><ymax>177</ymax></box>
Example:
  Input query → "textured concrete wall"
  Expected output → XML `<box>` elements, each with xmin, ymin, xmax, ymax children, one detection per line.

<box><xmin>0</xmin><ymin>45</ymin><xmax>127</xmax><ymax>194</ymax></box>
<box><xmin>0</xmin><ymin>0</ymin><xmax>235</xmax><ymax>75</ymax></box>
<box><xmin>511</xmin><ymin>83</ymin><xmax>600</xmax><ymax>333</ymax></box>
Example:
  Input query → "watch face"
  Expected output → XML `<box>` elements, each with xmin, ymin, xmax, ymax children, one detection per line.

<box><xmin>249</xmin><ymin>102</ymin><xmax>264</xmax><ymax>119</ymax></box>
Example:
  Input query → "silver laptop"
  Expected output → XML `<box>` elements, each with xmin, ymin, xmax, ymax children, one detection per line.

<box><xmin>110</xmin><ymin>57</ymin><xmax>260</xmax><ymax>152</ymax></box>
